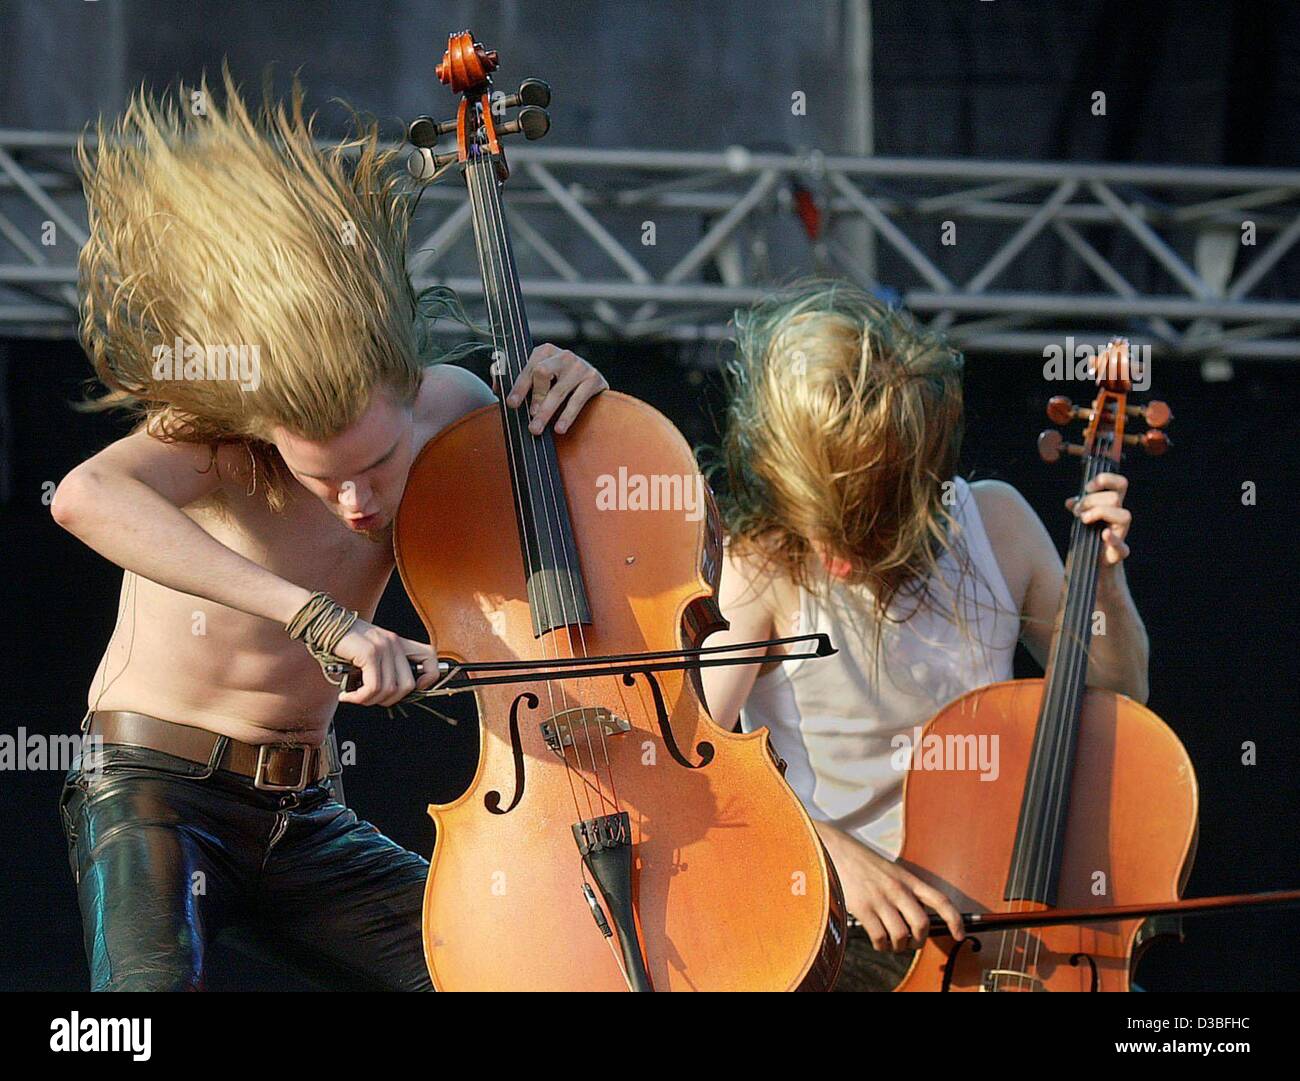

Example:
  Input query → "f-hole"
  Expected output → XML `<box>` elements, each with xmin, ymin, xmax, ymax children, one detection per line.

<box><xmin>621</xmin><ymin>671</ymin><xmax>713</xmax><ymax>770</ymax></box>
<box><xmin>485</xmin><ymin>692</ymin><xmax>537</xmax><ymax>814</ymax></box>
<box><xmin>1069</xmin><ymin>952</ymin><xmax>1099</xmax><ymax>992</ymax></box>
<box><xmin>942</xmin><ymin>936</ymin><xmax>981</xmax><ymax>992</ymax></box>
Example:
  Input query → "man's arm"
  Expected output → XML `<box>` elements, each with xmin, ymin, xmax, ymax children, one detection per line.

<box><xmin>51</xmin><ymin>429</ymin><xmax>312</xmax><ymax>624</ymax></box>
<box><xmin>54</xmin><ymin>429</ymin><xmax>438</xmax><ymax>708</ymax></box>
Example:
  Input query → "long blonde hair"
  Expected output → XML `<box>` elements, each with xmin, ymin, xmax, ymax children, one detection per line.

<box><xmin>76</xmin><ymin>66</ymin><xmax>472</xmax><ymax>508</ymax></box>
<box><xmin>718</xmin><ymin>280</ymin><xmax>967</xmax><ymax>632</ymax></box>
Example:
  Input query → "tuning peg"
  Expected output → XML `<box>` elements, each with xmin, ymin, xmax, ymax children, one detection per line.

<box><xmin>500</xmin><ymin>78</ymin><xmax>551</xmax><ymax>109</ymax></box>
<box><xmin>497</xmin><ymin>105</ymin><xmax>550</xmax><ymax>140</ymax></box>
<box><xmin>1124</xmin><ymin>429</ymin><xmax>1171</xmax><ymax>456</ymax></box>
<box><xmin>1038</xmin><ymin>429</ymin><xmax>1085</xmax><ymax>463</ymax></box>
<box><xmin>407</xmin><ymin>147</ymin><xmax>459</xmax><ymax>182</ymax></box>
<box><xmin>1119</xmin><ymin>399</ymin><xmax>1172</xmax><ymax>428</ymax></box>
<box><xmin>408</xmin><ymin>115</ymin><xmax>458</xmax><ymax>149</ymax></box>
<box><xmin>1046</xmin><ymin>395</ymin><xmax>1088</xmax><ymax>425</ymax></box>
<box><xmin>1142</xmin><ymin>400</ymin><xmax>1172</xmax><ymax>429</ymax></box>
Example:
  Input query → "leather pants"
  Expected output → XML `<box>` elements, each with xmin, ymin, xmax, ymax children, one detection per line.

<box><xmin>59</xmin><ymin>741</ymin><xmax>433</xmax><ymax>991</ymax></box>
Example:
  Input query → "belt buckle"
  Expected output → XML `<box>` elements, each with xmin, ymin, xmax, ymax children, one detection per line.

<box><xmin>254</xmin><ymin>743</ymin><xmax>313</xmax><ymax>792</ymax></box>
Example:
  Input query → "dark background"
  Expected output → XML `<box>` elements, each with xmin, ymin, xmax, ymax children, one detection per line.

<box><xmin>1</xmin><ymin>0</ymin><xmax>1297</xmax><ymax>991</ymax></box>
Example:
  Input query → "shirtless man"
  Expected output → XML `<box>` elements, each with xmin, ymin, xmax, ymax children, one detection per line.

<box><xmin>52</xmin><ymin>75</ymin><xmax>607</xmax><ymax>991</ymax></box>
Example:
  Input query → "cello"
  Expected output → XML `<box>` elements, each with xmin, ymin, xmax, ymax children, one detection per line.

<box><xmin>387</xmin><ymin>31</ymin><xmax>847</xmax><ymax>991</ymax></box>
<box><xmin>893</xmin><ymin>339</ymin><xmax>1300</xmax><ymax>991</ymax></box>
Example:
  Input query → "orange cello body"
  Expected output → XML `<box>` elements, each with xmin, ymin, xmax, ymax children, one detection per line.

<box><xmin>892</xmin><ymin>338</ymin><xmax>1196</xmax><ymax>992</ymax></box>
<box><xmin>894</xmin><ymin>680</ymin><xmax>1198</xmax><ymax>992</ymax></box>
<box><xmin>394</xmin><ymin>392</ymin><xmax>847</xmax><ymax>991</ymax></box>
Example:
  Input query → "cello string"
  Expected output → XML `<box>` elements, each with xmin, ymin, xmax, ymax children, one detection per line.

<box><xmin>474</xmin><ymin>150</ymin><xmax>617</xmax><ymax>833</ymax></box>
<box><xmin>1027</xmin><ymin>514</ymin><xmax>1102</xmax><ymax>990</ymax></box>
<box><xmin>464</xmin><ymin>149</ymin><xmax>595</xmax><ymax>826</ymax></box>
<box><xmin>998</xmin><ymin>454</ymin><xmax>1092</xmax><ymax>987</ymax></box>
<box><xmin>479</xmin><ymin>164</ymin><xmax>632</xmax><ymax>814</ymax></box>
<box><xmin>469</xmin><ymin>150</ymin><xmax>612</xmax><ymax>819</ymax></box>
<box><xmin>468</xmin><ymin>148</ymin><xmax>593</xmax><ymax>810</ymax></box>
<box><xmin>994</xmin><ymin>445</ymin><xmax>1101</xmax><ymax>989</ymax></box>
<box><xmin>477</xmin><ymin>146</ymin><xmax>629</xmax><ymax>817</ymax></box>
<box><xmin>1005</xmin><ymin>443</ymin><xmax>1106</xmax><ymax>990</ymax></box>
<box><xmin>992</xmin><ymin>482</ymin><xmax>1083</xmax><ymax>988</ymax></box>
<box><xmin>1033</xmin><ymin>359</ymin><xmax>1133</xmax><ymax>987</ymax></box>
<box><xmin>1024</xmin><ymin>442</ymin><xmax>1110</xmax><ymax>989</ymax></box>
<box><xmin>473</xmin><ymin>146</ymin><xmax>628</xmax><ymax>822</ymax></box>
<box><xmin>1029</xmin><ymin>446</ymin><xmax>1107</xmax><ymax>986</ymax></box>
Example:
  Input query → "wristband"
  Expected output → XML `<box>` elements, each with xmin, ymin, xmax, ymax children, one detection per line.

<box><xmin>286</xmin><ymin>590</ymin><xmax>359</xmax><ymax>663</ymax></box>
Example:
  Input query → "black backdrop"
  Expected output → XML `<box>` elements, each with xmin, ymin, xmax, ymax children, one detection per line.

<box><xmin>2</xmin><ymin>332</ymin><xmax>1297</xmax><ymax>991</ymax></box>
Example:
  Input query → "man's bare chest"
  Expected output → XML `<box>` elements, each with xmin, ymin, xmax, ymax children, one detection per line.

<box><xmin>192</xmin><ymin>491</ymin><xmax>395</xmax><ymax>604</ymax></box>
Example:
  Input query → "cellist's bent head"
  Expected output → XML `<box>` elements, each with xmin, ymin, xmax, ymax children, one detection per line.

<box><xmin>76</xmin><ymin>68</ymin><xmax>446</xmax><ymax>513</ymax></box>
<box><xmin>269</xmin><ymin>386</ymin><xmax>416</xmax><ymax>534</ymax></box>
<box><xmin>719</xmin><ymin>280</ymin><xmax>964</xmax><ymax>617</ymax></box>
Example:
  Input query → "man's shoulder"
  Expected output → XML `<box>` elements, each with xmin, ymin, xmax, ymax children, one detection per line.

<box><xmin>414</xmin><ymin>363</ymin><xmax>497</xmax><ymax>444</ymax></box>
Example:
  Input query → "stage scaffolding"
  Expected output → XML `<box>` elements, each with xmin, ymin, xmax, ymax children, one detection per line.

<box><xmin>2</xmin><ymin>130</ymin><xmax>1299</xmax><ymax>361</ymax></box>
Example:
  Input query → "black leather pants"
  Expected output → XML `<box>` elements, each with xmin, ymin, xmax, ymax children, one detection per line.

<box><xmin>59</xmin><ymin>742</ymin><xmax>433</xmax><ymax>991</ymax></box>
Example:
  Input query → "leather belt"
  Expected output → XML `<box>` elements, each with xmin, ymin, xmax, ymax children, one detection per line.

<box><xmin>86</xmin><ymin>710</ymin><xmax>335</xmax><ymax>792</ymax></box>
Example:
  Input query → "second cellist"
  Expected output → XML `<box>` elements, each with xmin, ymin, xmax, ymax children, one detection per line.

<box><xmin>701</xmin><ymin>285</ymin><xmax>1154</xmax><ymax>990</ymax></box>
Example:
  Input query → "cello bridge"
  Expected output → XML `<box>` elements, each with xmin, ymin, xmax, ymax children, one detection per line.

<box><xmin>541</xmin><ymin>708</ymin><xmax>630</xmax><ymax>754</ymax></box>
<box><xmin>981</xmin><ymin>968</ymin><xmax>1044</xmax><ymax>992</ymax></box>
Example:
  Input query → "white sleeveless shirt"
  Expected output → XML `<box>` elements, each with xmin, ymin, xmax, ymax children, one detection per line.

<box><xmin>740</xmin><ymin>477</ymin><xmax>1020</xmax><ymax>859</ymax></box>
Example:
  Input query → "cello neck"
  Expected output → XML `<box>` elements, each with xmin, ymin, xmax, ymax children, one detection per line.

<box><xmin>460</xmin><ymin>144</ymin><xmax>592</xmax><ymax>635</ymax></box>
<box><xmin>1005</xmin><ymin>436</ymin><xmax>1120</xmax><ymax>906</ymax></box>
<box><xmin>463</xmin><ymin>149</ymin><xmax>535</xmax><ymax>392</ymax></box>
<box><xmin>1042</xmin><ymin>442</ymin><xmax>1117</xmax><ymax>730</ymax></box>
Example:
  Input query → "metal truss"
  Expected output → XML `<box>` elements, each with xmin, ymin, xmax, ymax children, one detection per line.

<box><xmin>3</xmin><ymin>129</ymin><xmax>1300</xmax><ymax>360</ymax></box>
